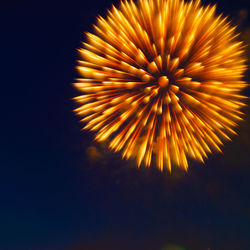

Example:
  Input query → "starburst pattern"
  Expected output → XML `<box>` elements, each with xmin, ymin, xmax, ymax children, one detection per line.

<box><xmin>73</xmin><ymin>0</ymin><xmax>247</xmax><ymax>171</ymax></box>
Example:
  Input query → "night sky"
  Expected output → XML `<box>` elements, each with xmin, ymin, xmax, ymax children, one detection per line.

<box><xmin>1</xmin><ymin>0</ymin><xmax>250</xmax><ymax>249</ymax></box>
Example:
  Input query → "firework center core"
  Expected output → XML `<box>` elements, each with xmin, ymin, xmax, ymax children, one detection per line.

<box><xmin>158</xmin><ymin>76</ymin><xmax>169</xmax><ymax>88</ymax></box>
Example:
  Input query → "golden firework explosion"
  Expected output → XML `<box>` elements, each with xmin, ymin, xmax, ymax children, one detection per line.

<box><xmin>73</xmin><ymin>0</ymin><xmax>247</xmax><ymax>171</ymax></box>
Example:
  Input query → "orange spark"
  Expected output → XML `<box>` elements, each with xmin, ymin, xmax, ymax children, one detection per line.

<box><xmin>73</xmin><ymin>0</ymin><xmax>247</xmax><ymax>172</ymax></box>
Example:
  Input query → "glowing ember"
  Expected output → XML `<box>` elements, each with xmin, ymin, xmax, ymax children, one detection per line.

<box><xmin>74</xmin><ymin>0</ymin><xmax>247</xmax><ymax>171</ymax></box>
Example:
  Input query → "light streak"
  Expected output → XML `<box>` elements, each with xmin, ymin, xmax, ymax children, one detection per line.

<box><xmin>74</xmin><ymin>0</ymin><xmax>247</xmax><ymax>171</ymax></box>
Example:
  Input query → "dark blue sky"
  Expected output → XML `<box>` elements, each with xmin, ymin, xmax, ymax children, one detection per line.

<box><xmin>1</xmin><ymin>0</ymin><xmax>250</xmax><ymax>249</ymax></box>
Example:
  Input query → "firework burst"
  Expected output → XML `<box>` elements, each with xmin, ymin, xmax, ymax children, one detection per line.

<box><xmin>73</xmin><ymin>0</ymin><xmax>247</xmax><ymax>171</ymax></box>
